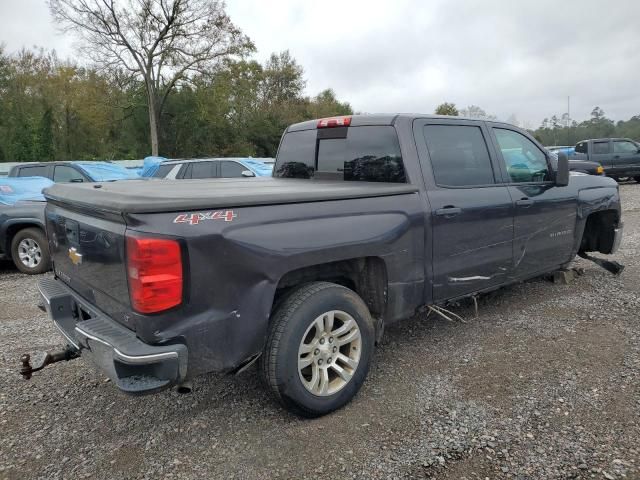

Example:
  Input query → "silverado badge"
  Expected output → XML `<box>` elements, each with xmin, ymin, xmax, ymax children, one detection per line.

<box><xmin>68</xmin><ymin>247</ymin><xmax>83</xmax><ymax>265</ymax></box>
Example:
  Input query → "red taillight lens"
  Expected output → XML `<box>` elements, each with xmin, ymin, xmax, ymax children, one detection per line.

<box><xmin>317</xmin><ymin>116</ymin><xmax>352</xmax><ymax>128</ymax></box>
<box><xmin>126</xmin><ymin>236</ymin><xmax>183</xmax><ymax>314</ymax></box>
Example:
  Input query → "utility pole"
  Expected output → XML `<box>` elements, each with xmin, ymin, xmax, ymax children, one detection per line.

<box><xmin>567</xmin><ymin>96</ymin><xmax>571</xmax><ymax>145</ymax></box>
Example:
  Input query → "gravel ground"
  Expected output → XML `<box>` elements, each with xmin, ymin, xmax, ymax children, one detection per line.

<box><xmin>1</xmin><ymin>184</ymin><xmax>639</xmax><ymax>480</ymax></box>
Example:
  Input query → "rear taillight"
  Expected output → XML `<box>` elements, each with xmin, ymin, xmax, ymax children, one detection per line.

<box><xmin>126</xmin><ymin>236</ymin><xmax>183</xmax><ymax>314</ymax></box>
<box><xmin>317</xmin><ymin>116</ymin><xmax>351</xmax><ymax>128</ymax></box>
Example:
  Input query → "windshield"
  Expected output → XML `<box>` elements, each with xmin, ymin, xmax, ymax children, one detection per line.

<box><xmin>76</xmin><ymin>162</ymin><xmax>138</xmax><ymax>181</ymax></box>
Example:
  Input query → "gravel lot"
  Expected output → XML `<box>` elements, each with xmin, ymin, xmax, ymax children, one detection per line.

<box><xmin>1</xmin><ymin>184</ymin><xmax>639</xmax><ymax>480</ymax></box>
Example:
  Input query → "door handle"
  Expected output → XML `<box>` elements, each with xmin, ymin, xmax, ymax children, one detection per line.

<box><xmin>435</xmin><ymin>206</ymin><xmax>462</xmax><ymax>217</ymax></box>
<box><xmin>516</xmin><ymin>198</ymin><xmax>533</xmax><ymax>207</ymax></box>
<box><xmin>613</xmin><ymin>155</ymin><xmax>620</xmax><ymax>159</ymax></box>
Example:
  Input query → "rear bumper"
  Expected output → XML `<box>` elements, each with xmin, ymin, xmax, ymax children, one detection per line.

<box><xmin>38</xmin><ymin>277</ymin><xmax>188</xmax><ymax>394</ymax></box>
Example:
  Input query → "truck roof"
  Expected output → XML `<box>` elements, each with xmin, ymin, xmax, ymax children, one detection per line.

<box><xmin>286</xmin><ymin>114</ymin><xmax>514</xmax><ymax>132</ymax></box>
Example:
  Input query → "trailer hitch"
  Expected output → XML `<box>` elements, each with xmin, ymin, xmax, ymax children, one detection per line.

<box><xmin>20</xmin><ymin>346</ymin><xmax>80</xmax><ymax>380</ymax></box>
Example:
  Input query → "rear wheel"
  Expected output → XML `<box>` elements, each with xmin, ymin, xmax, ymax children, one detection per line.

<box><xmin>11</xmin><ymin>228</ymin><xmax>50</xmax><ymax>274</ymax></box>
<box><xmin>259</xmin><ymin>282</ymin><xmax>375</xmax><ymax>417</ymax></box>
<box><xmin>635</xmin><ymin>176</ymin><xmax>640</xmax><ymax>183</ymax></box>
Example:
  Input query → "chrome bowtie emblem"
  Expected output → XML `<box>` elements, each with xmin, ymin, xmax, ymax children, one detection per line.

<box><xmin>68</xmin><ymin>247</ymin><xmax>83</xmax><ymax>266</ymax></box>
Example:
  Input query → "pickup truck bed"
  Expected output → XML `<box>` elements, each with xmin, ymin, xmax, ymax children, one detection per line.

<box><xmin>46</xmin><ymin>178</ymin><xmax>418</xmax><ymax>214</ymax></box>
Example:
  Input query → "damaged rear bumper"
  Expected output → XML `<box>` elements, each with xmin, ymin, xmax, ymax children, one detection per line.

<box><xmin>38</xmin><ymin>277</ymin><xmax>188</xmax><ymax>394</ymax></box>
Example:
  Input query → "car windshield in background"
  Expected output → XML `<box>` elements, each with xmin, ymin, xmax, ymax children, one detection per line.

<box><xmin>274</xmin><ymin>126</ymin><xmax>405</xmax><ymax>183</ymax></box>
<box><xmin>76</xmin><ymin>162</ymin><xmax>138</xmax><ymax>181</ymax></box>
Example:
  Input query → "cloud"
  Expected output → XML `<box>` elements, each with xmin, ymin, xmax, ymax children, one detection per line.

<box><xmin>2</xmin><ymin>0</ymin><xmax>639</xmax><ymax>126</ymax></box>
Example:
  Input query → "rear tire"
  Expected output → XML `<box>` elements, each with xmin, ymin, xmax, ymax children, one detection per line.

<box><xmin>635</xmin><ymin>176</ymin><xmax>640</xmax><ymax>183</ymax></box>
<box><xmin>10</xmin><ymin>228</ymin><xmax>50</xmax><ymax>274</ymax></box>
<box><xmin>259</xmin><ymin>282</ymin><xmax>375</xmax><ymax>418</ymax></box>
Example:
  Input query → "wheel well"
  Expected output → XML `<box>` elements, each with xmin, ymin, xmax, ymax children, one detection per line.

<box><xmin>580</xmin><ymin>210</ymin><xmax>619</xmax><ymax>254</ymax></box>
<box><xmin>4</xmin><ymin>223</ymin><xmax>43</xmax><ymax>257</ymax></box>
<box><xmin>273</xmin><ymin>257</ymin><xmax>388</xmax><ymax>319</ymax></box>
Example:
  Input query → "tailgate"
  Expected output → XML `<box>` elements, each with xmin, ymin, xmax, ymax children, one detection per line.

<box><xmin>46</xmin><ymin>201</ymin><xmax>131</xmax><ymax>325</ymax></box>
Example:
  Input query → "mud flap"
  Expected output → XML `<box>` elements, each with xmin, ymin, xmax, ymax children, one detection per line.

<box><xmin>578</xmin><ymin>252</ymin><xmax>625</xmax><ymax>276</ymax></box>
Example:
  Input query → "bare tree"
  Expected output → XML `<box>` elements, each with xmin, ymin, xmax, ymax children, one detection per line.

<box><xmin>49</xmin><ymin>0</ymin><xmax>254</xmax><ymax>155</ymax></box>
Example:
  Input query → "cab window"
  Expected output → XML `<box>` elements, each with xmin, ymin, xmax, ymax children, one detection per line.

<box><xmin>53</xmin><ymin>165</ymin><xmax>86</xmax><ymax>183</ymax></box>
<box><xmin>494</xmin><ymin>128</ymin><xmax>550</xmax><ymax>183</ymax></box>
<box><xmin>593</xmin><ymin>141</ymin><xmax>610</xmax><ymax>155</ymax></box>
<box><xmin>613</xmin><ymin>140</ymin><xmax>638</xmax><ymax>154</ymax></box>
<box><xmin>423</xmin><ymin>125</ymin><xmax>495</xmax><ymax>187</ymax></box>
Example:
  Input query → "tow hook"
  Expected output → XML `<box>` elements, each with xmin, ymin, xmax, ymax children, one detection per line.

<box><xmin>20</xmin><ymin>346</ymin><xmax>81</xmax><ymax>380</ymax></box>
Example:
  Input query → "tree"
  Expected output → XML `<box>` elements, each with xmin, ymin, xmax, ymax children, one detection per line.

<box><xmin>591</xmin><ymin>106</ymin><xmax>605</xmax><ymax>122</ymax></box>
<box><xmin>459</xmin><ymin>105</ymin><xmax>495</xmax><ymax>120</ymax></box>
<box><xmin>49</xmin><ymin>0</ymin><xmax>254</xmax><ymax>155</ymax></box>
<box><xmin>434</xmin><ymin>102</ymin><xmax>458</xmax><ymax>116</ymax></box>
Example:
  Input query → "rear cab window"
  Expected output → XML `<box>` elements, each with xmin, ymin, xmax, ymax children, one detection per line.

<box><xmin>274</xmin><ymin>125</ymin><xmax>406</xmax><ymax>183</ymax></box>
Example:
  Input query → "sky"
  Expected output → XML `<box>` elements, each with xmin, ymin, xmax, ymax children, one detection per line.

<box><xmin>2</xmin><ymin>0</ymin><xmax>640</xmax><ymax>127</ymax></box>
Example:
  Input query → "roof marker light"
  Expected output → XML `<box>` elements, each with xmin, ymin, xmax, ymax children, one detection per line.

<box><xmin>317</xmin><ymin>116</ymin><xmax>352</xmax><ymax>128</ymax></box>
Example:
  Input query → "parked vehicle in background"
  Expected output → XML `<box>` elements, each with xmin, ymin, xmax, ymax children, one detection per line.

<box><xmin>9</xmin><ymin>161</ymin><xmax>138</xmax><ymax>183</ymax></box>
<box><xmin>570</xmin><ymin>138</ymin><xmax>640</xmax><ymax>181</ymax></box>
<box><xmin>546</xmin><ymin>149</ymin><xmax>604</xmax><ymax>176</ymax></box>
<box><xmin>151</xmin><ymin>157</ymin><xmax>273</xmax><ymax>179</ymax></box>
<box><xmin>0</xmin><ymin>177</ymin><xmax>52</xmax><ymax>274</ymax></box>
<box><xmin>30</xmin><ymin>114</ymin><xmax>622</xmax><ymax>417</ymax></box>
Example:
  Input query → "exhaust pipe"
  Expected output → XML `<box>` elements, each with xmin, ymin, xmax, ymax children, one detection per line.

<box><xmin>176</xmin><ymin>380</ymin><xmax>193</xmax><ymax>394</ymax></box>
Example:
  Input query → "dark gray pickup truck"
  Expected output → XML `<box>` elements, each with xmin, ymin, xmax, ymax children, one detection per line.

<box><xmin>572</xmin><ymin>138</ymin><xmax>640</xmax><ymax>181</ymax></box>
<box><xmin>28</xmin><ymin>114</ymin><xmax>623</xmax><ymax>417</ymax></box>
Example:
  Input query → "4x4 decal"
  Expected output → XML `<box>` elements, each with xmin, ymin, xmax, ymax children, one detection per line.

<box><xmin>173</xmin><ymin>210</ymin><xmax>237</xmax><ymax>225</ymax></box>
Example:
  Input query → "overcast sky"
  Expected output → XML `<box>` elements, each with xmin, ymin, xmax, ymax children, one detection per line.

<box><xmin>2</xmin><ymin>0</ymin><xmax>639</xmax><ymax>127</ymax></box>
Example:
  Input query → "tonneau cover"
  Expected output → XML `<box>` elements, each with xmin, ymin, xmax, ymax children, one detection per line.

<box><xmin>44</xmin><ymin>177</ymin><xmax>418</xmax><ymax>214</ymax></box>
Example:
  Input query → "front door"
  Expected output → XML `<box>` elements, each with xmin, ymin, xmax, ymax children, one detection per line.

<box><xmin>415</xmin><ymin>120</ymin><xmax>515</xmax><ymax>301</ymax></box>
<box><xmin>489</xmin><ymin>126</ymin><xmax>577</xmax><ymax>277</ymax></box>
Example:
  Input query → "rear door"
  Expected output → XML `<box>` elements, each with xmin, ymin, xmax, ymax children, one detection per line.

<box><xmin>612</xmin><ymin>139</ymin><xmax>640</xmax><ymax>175</ymax></box>
<box><xmin>414</xmin><ymin>119</ymin><xmax>514</xmax><ymax>301</ymax></box>
<box><xmin>489</xmin><ymin>125</ymin><xmax>577</xmax><ymax>277</ymax></box>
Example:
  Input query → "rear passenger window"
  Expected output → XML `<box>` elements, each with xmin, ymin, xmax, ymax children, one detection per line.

<box><xmin>423</xmin><ymin>125</ymin><xmax>495</xmax><ymax>187</ymax></box>
<box><xmin>275</xmin><ymin>126</ymin><xmax>406</xmax><ymax>182</ymax></box>
<box><xmin>17</xmin><ymin>166</ymin><xmax>48</xmax><ymax>178</ymax></box>
<box><xmin>593</xmin><ymin>142</ymin><xmax>610</xmax><ymax>154</ymax></box>
<box><xmin>189</xmin><ymin>162</ymin><xmax>215</xmax><ymax>179</ymax></box>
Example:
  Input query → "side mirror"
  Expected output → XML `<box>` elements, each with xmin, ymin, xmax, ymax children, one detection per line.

<box><xmin>555</xmin><ymin>151</ymin><xmax>569</xmax><ymax>187</ymax></box>
<box><xmin>241</xmin><ymin>170</ymin><xmax>255</xmax><ymax>177</ymax></box>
